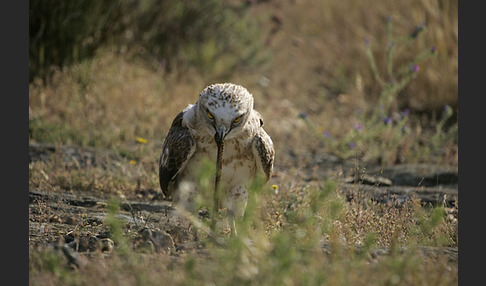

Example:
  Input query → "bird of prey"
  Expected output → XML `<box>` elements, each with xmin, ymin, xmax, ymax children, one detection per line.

<box><xmin>159</xmin><ymin>83</ymin><xmax>274</xmax><ymax>222</ymax></box>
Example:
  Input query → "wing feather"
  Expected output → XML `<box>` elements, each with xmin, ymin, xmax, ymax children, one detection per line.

<box><xmin>252</xmin><ymin>131</ymin><xmax>275</xmax><ymax>182</ymax></box>
<box><xmin>159</xmin><ymin>111</ymin><xmax>195</xmax><ymax>198</ymax></box>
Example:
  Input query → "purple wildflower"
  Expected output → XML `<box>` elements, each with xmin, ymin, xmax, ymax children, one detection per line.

<box><xmin>413</xmin><ymin>64</ymin><xmax>420</xmax><ymax>73</ymax></box>
<box><xmin>365</xmin><ymin>38</ymin><xmax>370</xmax><ymax>47</ymax></box>
<box><xmin>442</xmin><ymin>104</ymin><xmax>453</xmax><ymax>118</ymax></box>
<box><xmin>431</xmin><ymin>46</ymin><xmax>437</xmax><ymax>54</ymax></box>
<box><xmin>349</xmin><ymin>142</ymin><xmax>356</xmax><ymax>149</ymax></box>
<box><xmin>298</xmin><ymin>111</ymin><xmax>308</xmax><ymax>119</ymax></box>
<box><xmin>324</xmin><ymin>131</ymin><xmax>331</xmax><ymax>138</ymax></box>
<box><xmin>355</xmin><ymin>123</ymin><xmax>363</xmax><ymax>132</ymax></box>
<box><xmin>410</xmin><ymin>23</ymin><xmax>425</xmax><ymax>39</ymax></box>
<box><xmin>402</xmin><ymin>108</ymin><xmax>410</xmax><ymax>117</ymax></box>
<box><xmin>384</xmin><ymin>117</ymin><xmax>392</xmax><ymax>125</ymax></box>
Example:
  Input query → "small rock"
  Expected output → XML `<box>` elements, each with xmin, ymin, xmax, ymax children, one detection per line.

<box><xmin>135</xmin><ymin>227</ymin><xmax>175</xmax><ymax>254</ymax></box>
<box><xmin>344</xmin><ymin>174</ymin><xmax>393</xmax><ymax>186</ymax></box>
<box><xmin>372</xmin><ymin>164</ymin><xmax>458</xmax><ymax>186</ymax></box>
<box><xmin>66</xmin><ymin>236</ymin><xmax>99</xmax><ymax>252</ymax></box>
<box><xmin>61</xmin><ymin>243</ymin><xmax>87</xmax><ymax>269</ymax></box>
<box><xmin>64</xmin><ymin>215</ymin><xmax>79</xmax><ymax>225</ymax></box>
<box><xmin>99</xmin><ymin>238</ymin><xmax>114</xmax><ymax>253</ymax></box>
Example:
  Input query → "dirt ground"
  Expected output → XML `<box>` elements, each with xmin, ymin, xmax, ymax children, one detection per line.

<box><xmin>28</xmin><ymin>142</ymin><xmax>458</xmax><ymax>263</ymax></box>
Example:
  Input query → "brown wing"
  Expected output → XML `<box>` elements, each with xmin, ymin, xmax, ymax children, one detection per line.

<box><xmin>252</xmin><ymin>131</ymin><xmax>275</xmax><ymax>182</ymax></box>
<box><xmin>159</xmin><ymin>111</ymin><xmax>195</xmax><ymax>198</ymax></box>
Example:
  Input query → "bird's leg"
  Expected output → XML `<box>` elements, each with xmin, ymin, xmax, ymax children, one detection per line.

<box><xmin>222</xmin><ymin>186</ymin><xmax>248</xmax><ymax>237</ymax></box>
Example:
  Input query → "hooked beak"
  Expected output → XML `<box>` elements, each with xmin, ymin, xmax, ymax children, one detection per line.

<box><xmin>214</xmin><ymin>125</ymin><xmax>227</xmax><ymax>144</ymax></box>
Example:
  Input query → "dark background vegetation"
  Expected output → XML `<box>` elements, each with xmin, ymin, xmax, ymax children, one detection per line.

<box><xmin>29</xmin><ymin>0</ymin><xmax>264</xmax><ymax>83</ymax></box>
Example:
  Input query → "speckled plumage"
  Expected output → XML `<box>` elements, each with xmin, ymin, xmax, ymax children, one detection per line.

<box><xmin>159</xmin><ymin>83</ymin><xmax>274</xmax><ymax>218</ymax></box>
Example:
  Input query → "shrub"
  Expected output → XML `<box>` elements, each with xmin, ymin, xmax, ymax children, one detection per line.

<box><xmin>29</xmin><ymin>0</ymin><xmax>265</xmax><ymax>82</ymax></box>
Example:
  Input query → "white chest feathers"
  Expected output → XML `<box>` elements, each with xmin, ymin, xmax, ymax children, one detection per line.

<box><xmin>183</xmin><ymin>134</ymin><xmax>257</xmax><ymax>188</ymax></box>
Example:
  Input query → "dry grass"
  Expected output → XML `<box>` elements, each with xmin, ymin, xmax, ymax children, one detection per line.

<box><xmin>29</xmin><ymin>173</ymin><xmax>458</xmax><ymax>285</ymax></box>
<box><xmin>29</xmin><ymin>0</ymin><xmax>458</xmax><ymax>166</ymax></box>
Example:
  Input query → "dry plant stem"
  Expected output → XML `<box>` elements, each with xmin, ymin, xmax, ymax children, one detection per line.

<box><xmin>213</xmin><ymin>134</ymin><xmax>224</xmax><ymax>222</ymax></box>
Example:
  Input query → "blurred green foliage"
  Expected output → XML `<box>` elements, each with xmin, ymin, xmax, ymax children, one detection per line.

<box><xmin>29</xmin><ymin>0</ymin><xmax>264</xmax><ymax>82</ymax></box>
<box><xmin>30</xmin><ymin>1</ymin><xmax>120</xmax><ymax>81</ymax></box>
